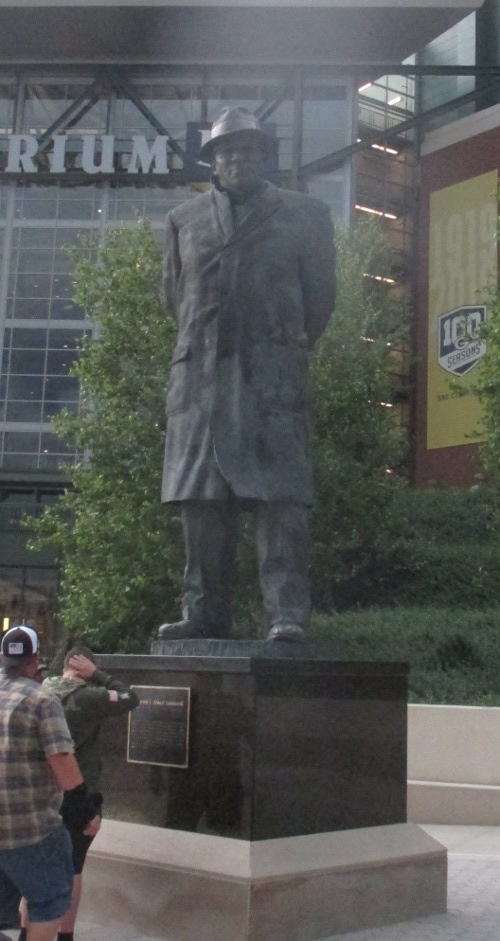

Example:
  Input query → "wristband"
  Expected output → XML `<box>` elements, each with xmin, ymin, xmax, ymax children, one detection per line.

<box><xmin>61</xmin><ymin>782</ymin><xmax>97</xmax><ymax>829</ymax></box>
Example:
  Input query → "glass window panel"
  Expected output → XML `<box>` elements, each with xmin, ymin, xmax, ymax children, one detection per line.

<box><xmin>206</xmin><ymin>84</ymin><xmax>260</xmax><ymax>121</ymax></box>
<box><xmin>22</xmin><ymin>82</ymin><xmax>107</xmax><ymax>133</ymax></box>
<box><xmin>0</xmin><ymin>186</ymin><xmax>8</xmax><ymax>220</ymax></box>
<box><xmin>113</xmin><ymin>84</ymin><xmax>202</xmax><ymax>136</ymax></box>
<box><xmin>18</xmin><ymin>227</ymin><xmax>56</xmax><ymax>249</ymax></box>
<box><xmin>0</xmin><ymin>376</ymin><xmax>7</xmax><ymax>398</ymax></box>
<box><xmin>7</xmin><ymin>375</ymin><xmax>43</xmax><ymax>400</ymax></box>
<box><xmin>23</xmin><ymin>568</ymin><xmax>59</xmax><ymax>645</ymax></box>
<box><xmin>15</xmin><ymin>200</ymin><xmax>58</xmax><ymax>222</ymax></box>
<box><xmin>51</xmin><ymin>273</ymin><xmax>73</xmax><ymax>298</ymax></box>
<box><xmin>55</xmin><ymin>227</ymin><xmax>96</xmax><ymax>248</ymax></box>
<box><xmin>16</xmin><ymin>184</ymin><xmax>102</xmax><ymax>221</ymax></box>
<box><xmin>108</xmin><ymin>184</ymin><xmax>178</xmax><ymax>223</ymax></box>
<box><xmin>306</xmin><ymin>176</ymin><xmax>347</xmax><ymax>220</ymax></box>
<box><xmin>53</xmin><ymin>251</ymin><xmax>75</xmax><ymax>275</ymax></box>
<box><xmin>2</xmin><ymin>454</ymin><xmax>40</xmax><ymax>470</ymax></box>
<box><xmin>44</xmin><ymin>376</ymin><xmax>79</xmax><ymax>401</ymax></box>
<box><xmin>7</xmin><ymin>299</ymin><xmax>50</xmax><ymax>319</ymax></box>
<box><xmin>0</xmin><ymin>347</ymin><xmax>9</xmax><ymax>376</ymax></box>
<box><xmin>43</xmin><ymin>400</ymin><xmax>78</xmax><ymax>421</ymax></box>
<box><xmin>40</xmin><ymin>432</ymin><xmax>71</xmax><ymax>453</ymax></box>
<box><xmin>114</xmin><ymin>98</ymin><xmax>150</xmax><ymax>133</ymax></box>
<box><xmin>15</xmin><ymin>251</ymin><xmax>54</xmax><ymax>274</ymax></box>
<box><xmin>49</xmin><ymin>299</ymin><xmax>84</xmax><ymax>320</ymax></box>
<box><xmin>56</xmin><ymin>200</ymin><xmax>98</xmax><ymax>221</ymax></box>
<box><xmin>46</xmin><ymin>349</ymin><xmax>77</xmax><ymax>374</ymax></box>
<box><xmin>9</xmin><ymin>350</ymin><xmax>46</xmax><ymax>374</ymax></box>
<box><xmin>20</xmin><ymin>187</ymin><xmax>56</xmax><ymax>201</ymax></box>
<box><xmin>6</xmin><ymin>401</ymin><xmax>43</xmax><ymax>422</ymax></box>
<box><xmin>38</xmin><ymin>452</ymin><xmax>70</xmax><ymax>470</ymax></box>
<box><xmin>48</xmin><ymin>328</ymin><xmax>89</xmax><ymax>350</ymax></box>
<box><xmin>14</xmin><ymin>273</ymin><xmax>53</xmax><ymax>298</ymax></box>
<box><xmin>0</xmin><ymin>80</ymin><xmax>14</xmax><ymax>131</ymax></box>
<box><xmin>302</xmin><ymin>87</ymin><xmax>348</xmax><ymax>165</ymax></box>
<box><xmin>11</xmin><ymin>328</ymin><xmax>48</xmax><ymax>349</ymax></box>
<box><xmin>4</xmin><ymin>432</ymin><xmax>40</xmax><ymax>453</ymax></box>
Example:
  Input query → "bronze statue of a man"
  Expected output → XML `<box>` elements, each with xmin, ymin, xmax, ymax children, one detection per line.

<box><xmin>159</xmin><ymin>106</ymin><xmax>336</xmax><ymax>643</ymax></box>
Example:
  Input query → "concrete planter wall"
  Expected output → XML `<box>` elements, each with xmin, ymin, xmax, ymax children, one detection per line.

<box><xmin>408</xmin><ymin>703</ymin><xmax>500</xmax><ymax>825</ymax></box>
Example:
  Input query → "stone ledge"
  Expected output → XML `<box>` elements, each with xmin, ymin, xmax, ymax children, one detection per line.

<box><xmin>82</xmin><ymin>820</ymin><xmax>447</xmax><ymax>941</ymax></box>
<box><xmin>408</xmin><ymin>780</ymin><xmax>500</xmax><ymax>826</ymax></box>
<box><xmin>90</xmin><ymin>819</ymin><xmax>445</xmax><ymax>880</ymax></box>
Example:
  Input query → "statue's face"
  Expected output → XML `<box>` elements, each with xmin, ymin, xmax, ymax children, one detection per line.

<box><xmin>212</xmin><ymin>132</ymin><xmax>268</xmax><ymax>199</ymax></box>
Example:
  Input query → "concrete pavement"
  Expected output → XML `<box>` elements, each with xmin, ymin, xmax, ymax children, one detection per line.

<box><xmin>4</xmin><ymin>825</ymin><xmax>500</xmax><ymax>941</ymax></box>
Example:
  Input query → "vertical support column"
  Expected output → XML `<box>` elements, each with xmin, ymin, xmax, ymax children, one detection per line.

<box><xmin>290</xmin><ymin>68</ymin><xmax>303</xmax><ymax>193</ymax></box>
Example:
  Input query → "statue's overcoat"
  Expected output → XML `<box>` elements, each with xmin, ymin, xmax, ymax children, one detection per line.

<box><xmin>161</xmin><ymin>182</ymin><xmax>336</xmax><ymax>505</ymax></box>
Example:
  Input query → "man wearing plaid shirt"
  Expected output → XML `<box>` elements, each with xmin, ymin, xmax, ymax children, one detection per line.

<box><xmin>0</xmin><ymin>626</ymin><xmax>97</xmax><ymax>941</ymax></box>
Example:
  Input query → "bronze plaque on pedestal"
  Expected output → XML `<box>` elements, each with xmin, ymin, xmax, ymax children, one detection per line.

<box><xmin>127</xmin><ymin>685</ymin><xmax>191</xmax><ymax>768</ymax></box>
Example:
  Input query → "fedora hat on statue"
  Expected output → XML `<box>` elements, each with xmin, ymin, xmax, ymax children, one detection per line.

<box><xmin>199</xmin><ymin>106</ymin><xmax>277</xmax><ymax>163</ymax></box>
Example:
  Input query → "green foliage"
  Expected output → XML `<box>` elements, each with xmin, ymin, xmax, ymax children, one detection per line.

<box><xmin>473</xmin><ymin>277</ymin><xmax>500</xmax><ymax>504</ymax></box>
<box><xmin>374</xmin><ymin>485</ymin><xmax>500</xmax><ymax>607</ymax></box>
<box><xmin>310</xmin><ymin>605</ymin><xmax>500</xmax><ymax>705</ymax></box>
<box><xmin>311</xmin><ymin>484</ymin><xmax>500</xmax><ymax>611</ymax></box>
<box><xmin>27</xmin><ymin>220</ymin><xmax>183</xmax><ymax>652</ymax></box>
<box><xmin>310</xmin><ymin>218</ymin><xmax>408</xmax><ymax>609</ymax></box>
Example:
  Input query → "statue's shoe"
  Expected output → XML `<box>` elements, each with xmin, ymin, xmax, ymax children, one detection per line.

<box><xmin>266</xmin><ymin>624</ymin><xmax>307</xmax><ymax>642</ymax></box>
<box><xmin>157</xmin><ymin>620</ymin><xmax>228</xmax><ymax>640</ymax></box>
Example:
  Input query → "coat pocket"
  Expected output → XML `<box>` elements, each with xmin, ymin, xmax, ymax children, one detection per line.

<box><xmin>166</xmin><ymin>342</ymin><xmax>190</xmax><ymax>415</ymax></box>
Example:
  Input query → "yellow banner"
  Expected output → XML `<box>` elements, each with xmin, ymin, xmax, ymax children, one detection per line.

<box><xmin>427</xmin><ymin>171</ymin><xmax>498</xmax><ymax>450</ymax></box>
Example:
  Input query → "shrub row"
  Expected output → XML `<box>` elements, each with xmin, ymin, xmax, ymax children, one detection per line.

<box><xmin>310</xmin><ymin>605</ymin><xmax>500</xmax><ymax>705</ymax></box>
<box><xmin>311</xmin><ymin>486</ymin><xmax>500</xmax><ymax>610</ymax></box>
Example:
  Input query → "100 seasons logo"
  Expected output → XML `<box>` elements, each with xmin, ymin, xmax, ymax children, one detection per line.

<box><xmin>438</xmin><ymin>305</ymin><xmax>487</xmax><ymax>377</ymax></box>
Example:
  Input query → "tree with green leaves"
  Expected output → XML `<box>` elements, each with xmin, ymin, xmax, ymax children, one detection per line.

<box><xmin>310</xmin><ymin>218</ymin><xmax>408</xmax><ymax>610</ymax></box>
<box><xmin>28</xmin><ymin>219</ymin><xmax>183</xmax><ymax>652</ymax></box>
<box><xmin>473</xmin><ymin>276</ymin><xmax>500</xmax><ymax>500</ymax></box>
<box><xmin>29</xmin><ymin>215</ymin><xmax>407</xmax><ymax>651</ymax></box>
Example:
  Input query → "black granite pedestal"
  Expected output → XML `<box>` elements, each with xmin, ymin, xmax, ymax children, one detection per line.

<box><xmin>96</xmin><ymin>641</ymin><xmax>408</xmax><ymax>840</ymax></box>
<box><xmin>89</xmin><ymin>645</ymin><xmax>448</xmax><ymax>941</ymax></box>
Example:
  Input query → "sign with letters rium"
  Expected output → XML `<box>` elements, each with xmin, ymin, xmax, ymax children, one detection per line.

<box><xmin>0</xmin><ymin>134</ymin><xmax>172</xmax><ymax>175</ymax></box>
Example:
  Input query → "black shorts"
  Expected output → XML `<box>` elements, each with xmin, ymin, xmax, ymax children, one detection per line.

<box><xmin>60</xmin><ymin>793</ymin><xmax>102</xmax><ymax>875</ymax></box>
<box><xmin>65</xmin><ymin>826</ymin><xmax>94</xmax><ymax>875</ymax></box>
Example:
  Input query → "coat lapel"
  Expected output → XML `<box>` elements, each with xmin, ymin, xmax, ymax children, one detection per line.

<box><xmin>212</xmin><ymin>183</ymin><xmax>283</xmax><ymax>248</ymax></box>
<box><xmin>211</xmin><ymin>188</ymin><xmax>234</xmax><ymax>244</ymax></box>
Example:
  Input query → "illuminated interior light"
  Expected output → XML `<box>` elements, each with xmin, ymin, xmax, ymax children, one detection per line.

<box><xmin>380</xmin><ymin>402</ymin><xmax>394</xmax><ymax>408</ymax></box>
<box><xmin>363</xmin><ymin>273</ymin><xmax>396</xmax><ymax>285</ymax></box>
<box><xmin>388</xmin><ymin>95</ymin><xmax>402</xmax><ymax>106</ymax></box>
<box><xmin>2</xmin><ymin>617</ymin><xmax>9</xmax><ymax>633</ymax></box>
<box><xmin>358</xmin><ymin>83</ymin><xmax>372</xmax><ymax>93</ymax></box>
<box><xmin>355</xmin><ymin>204</ymin><xmax>398</xmax><ymax>220</ymax></box>
<box><xmin>371</xmin><ymin>143</ymin><xmax>399</xmax><ymax>155</ymax></box>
